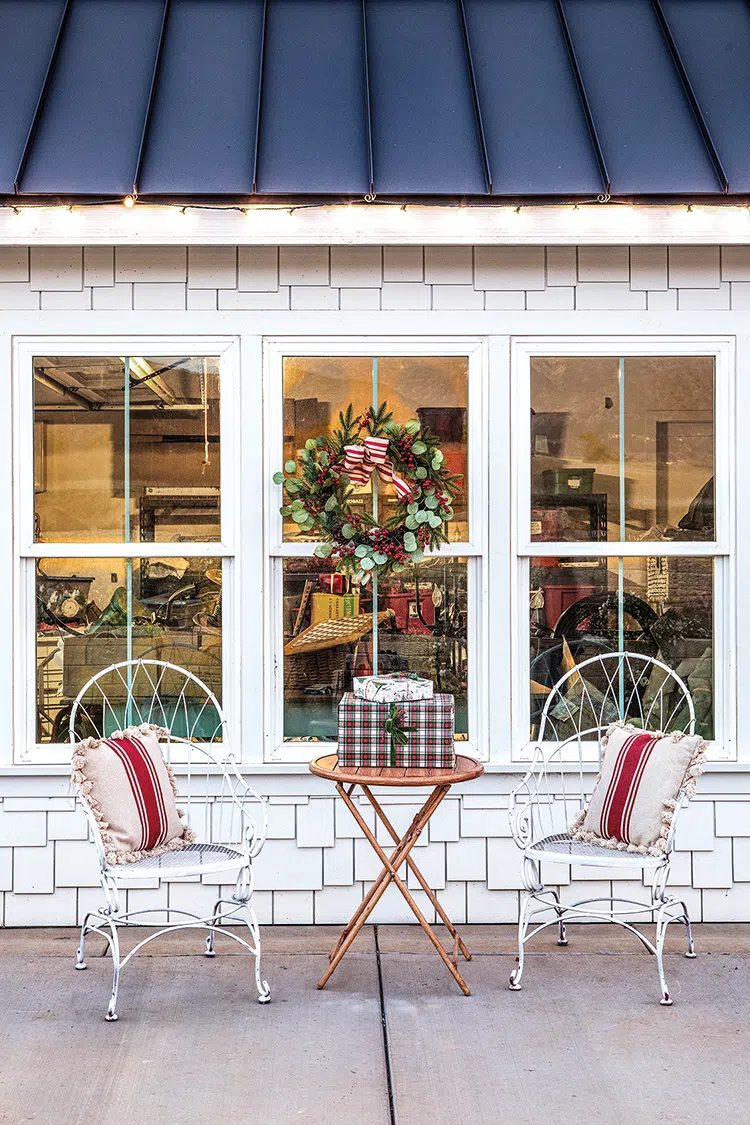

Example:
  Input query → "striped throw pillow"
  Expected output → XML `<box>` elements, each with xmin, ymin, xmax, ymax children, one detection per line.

<box><xmin>570</xmin><ymin>722</ymin><xmax>705</xmax><ymax>856</ymax></box>
<box><xmin>71</xmin><ymin>724</ymin><xmax>195</xmax><ymax>866</ymax></box>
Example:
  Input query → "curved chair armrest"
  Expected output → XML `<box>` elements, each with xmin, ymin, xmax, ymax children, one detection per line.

<box><xmin>663</xmin><ymin>787</ymin><xmax>689</xmax><ymax>856</ymax></box>
<box><xmin>225</xmin><ymin>756</ymin><xmax>269</xmax><ymax>858</ymax></box>
<box><xmin>508</xmin><ymin>745</ymin><xmax>546</xmax><ymax>849</ymax></box>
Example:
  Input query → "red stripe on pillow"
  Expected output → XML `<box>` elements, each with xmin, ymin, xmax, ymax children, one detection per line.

<box><xmin>131</xmin><ymin>735</ymin><xmax>170</xmax><ymax>847</ymax></box>
<box><xmin>105</xmin><ymin>739</ymin><xmax>148</xmax><ymax>846</ymax></box>
<box><xmin>599</xmin><ymin>734</ymin><xmax>637</xmax><ymax>837</ymax></box>
<box><xmin>602</xmin><ymin>733</ymin><xmax>658</xmax><ymax>843</ymax></box>
<box><xmin>108</xmin><ymin>737</ymin><xmax>165</xmax><ymax>851</ymax></box>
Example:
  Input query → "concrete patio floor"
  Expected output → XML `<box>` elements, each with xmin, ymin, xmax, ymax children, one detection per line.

<box><xmin>1</xmin><ymin>923</ymin><xmax>748</xmax><ymax>1125</ymax></box>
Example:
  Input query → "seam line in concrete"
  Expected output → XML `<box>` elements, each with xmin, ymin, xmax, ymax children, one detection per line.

<box><xmin>375</xmin><ymin>926</ymin><xmax>398</xmax><ymax>1125</ymax></box>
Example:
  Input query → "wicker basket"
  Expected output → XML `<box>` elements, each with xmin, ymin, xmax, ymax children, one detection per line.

<box><xmin>285</xmin><ymin>647</ymin><xmax>347</xmax><ymax>692</ymax></box>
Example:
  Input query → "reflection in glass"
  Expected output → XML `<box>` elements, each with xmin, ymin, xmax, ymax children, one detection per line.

<box><xmin>529</xmin><ymin>555</ymin><xmax>713</xmax><ymax>739</ymax></box>
<box><xmin>36</xmin><ymin>557</ymin><xmax>222</xmax><ymax>742</ymax></box>
<box><xmin>283</xmin><ymin>557</ymin><xmax>468</xmax><ymax>740</ymax></box>
<box><xmin>281</xmin><ymin>356</ymin><xmax>469</xmax><ymax>541</ymax></box>
<box><xmin>530</xmin><ymin>356</ymin><xmax>714</xmax><ymax>542</ymax></box>
<box><xmin>34</xmin><ymin>356</ymin><xmax>221</xmax><ymax>543</ymax></box>
<box><xmin>377</xmin><ymin>357</ymin><xmax>469</xmax><ymax>539</ymax></box>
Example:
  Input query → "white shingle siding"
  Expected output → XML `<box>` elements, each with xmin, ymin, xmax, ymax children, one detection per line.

<box><xmin>0</xmin><ymin>240</ymin><xmax>749</xmax><ymax>924</ymax></box>
<box><xmin>6</xmin><ymin>242</ymin><xmax>750</xmax><ymax>311</ymax></box>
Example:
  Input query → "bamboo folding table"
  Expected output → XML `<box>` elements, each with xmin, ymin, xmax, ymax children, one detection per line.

<box><xmin>309</xmin><ymin>753</ymin><xmax>484</xmax><ymax>995</ymax></box>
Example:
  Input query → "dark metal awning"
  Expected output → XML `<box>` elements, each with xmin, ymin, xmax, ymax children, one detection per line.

<box><xmin>1</xmin><ymin>0</ymin><xmax>749</xmax><ymax>203</ymax></box>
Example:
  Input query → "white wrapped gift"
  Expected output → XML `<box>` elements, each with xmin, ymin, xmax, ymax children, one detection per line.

<box><xmin>353</xmin><ymin>672</ymin><xmax>434</xmax><ymax>703</ymax></box>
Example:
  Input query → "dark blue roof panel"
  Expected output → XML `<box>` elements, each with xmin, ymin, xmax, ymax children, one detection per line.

<box><xmin>256</xmin><ymin>0</ymin><xmax>370</xmax><ymax>194</ymax></box>
<box><xmin>560</xmin><ymin>0</ymin><xmax>721</xmax><ymax>195</ymax></box>
<box><xmin>463</xmin><ymin>0</ymin><xmax>604</xmax><ymax>195</ymax></box>
<box><xmin>661</xmin><ymin>0</ymin><xmax>750</xmax><ymax>192</ymax></box>
<box><xmin>0</xmin><ymin>0</ymin><xmax>67</xmax><ymax>194</ymax></box>
<box><xmin>365</xmin><ymin>0</ymin><xmax>487</xmax><ymax>194</ymax></box>
<box><xmin>19</xmin><ymin>0</ymin><xmax>166</xmax><ymax>195</ymax></box>
<box><xmin>137</xmin><ymin>0</ymin><xmax>265</xmax><ymax>195</ymax></box>
<box><xmin>0</xmin><ymin>0</ymin><xmax>746</xmax><ymax>198</ymax></box>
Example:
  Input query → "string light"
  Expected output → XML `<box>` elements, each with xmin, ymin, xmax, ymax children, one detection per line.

<box><xmin>3</xmin><ymin>198</ymin><xmax>750</xmax><ymax>233</ymax></box>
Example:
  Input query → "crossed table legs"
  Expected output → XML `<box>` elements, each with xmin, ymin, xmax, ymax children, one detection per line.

<box><xmin>317</xmin><ymin>781</ymin><xmax>472</xmax><ymax>995</ymax></box>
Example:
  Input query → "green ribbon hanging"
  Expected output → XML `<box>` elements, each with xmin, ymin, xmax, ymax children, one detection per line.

<box><xmin>383</xmin><ymin>703</ymin><xmax>416</xmax><ymax>768</ymax></box>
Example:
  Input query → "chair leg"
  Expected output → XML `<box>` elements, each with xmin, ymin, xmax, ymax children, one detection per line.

<box><xmin>104</xmin><ymin>920</ymin><xmax>121</xmax><ymax>1022</ymax></box>
<box><xmin>204</xmin><ymin>897</ymin><xmax>223</xmax><ymax>957</ymax></box>
<box><xmin>680</xmin><ymin>901</ymin><xmax>697</xmax><ymax>958</ymax></box>
<box><xmin>236</xmin><ymin>900</ymin><xmax>270</xmax><ymax>1004</ymax></box>
<box><xmin>548</xmin><ymin>888</ymin><xmax>568</xmax><ymax>946</ymax></box>
<box><xmin>509</xmin><ymin>891</ymin><xmax>533</xmax><ymax>991</ymax></box>
<box><xmin>75</xmin><ymin>914</ymin><xmax>91</xmax><ymax>969</ymax></box>
<box><xmin>655</xmin><ymin>902</ymin><xmax>681</xmax><ymax>1006</ymax></box>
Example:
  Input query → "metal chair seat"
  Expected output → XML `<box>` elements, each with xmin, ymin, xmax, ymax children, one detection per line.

<box><xmin>106</xmin><ymin>842</ymin><xmax>247</xmax><ymax>881</ymax></box>
<box><xmin>526</xmin><ymin>832</ymin><xmax>665</xmax><ymax>868</ymax></box>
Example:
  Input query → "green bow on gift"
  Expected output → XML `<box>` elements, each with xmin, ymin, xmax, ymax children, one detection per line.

<box><xmin>384</xmin><ymin>703</ymin><xmax>416</xmax><ymax>768</ymax></box>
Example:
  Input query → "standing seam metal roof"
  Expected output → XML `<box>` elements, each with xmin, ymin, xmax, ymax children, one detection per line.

<box><xmin>1</xmin><ymin>0</ymin><xmax>748</xmax><ymax>200</ymax></box>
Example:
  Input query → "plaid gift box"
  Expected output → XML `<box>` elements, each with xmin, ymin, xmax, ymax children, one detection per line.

<box><xmin>337</xmin><ymin>692</ymin><xmax>455</xmax><ymax>769</ymax></box>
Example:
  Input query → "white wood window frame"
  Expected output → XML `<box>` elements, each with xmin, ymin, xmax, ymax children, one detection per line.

<box><xmin>263</xmin><ymin>336</ymin><xmax>489</xmax><ymax>764</ymax></box>
<box><xmin>11</xmin><ymin>335</ymin><xmax>241</xmax><ymax>765</ymax></box>
<box><xmin>510</xmin><ymin>335</ymin><xmax>736</xmax><ymax>763</ymax></box>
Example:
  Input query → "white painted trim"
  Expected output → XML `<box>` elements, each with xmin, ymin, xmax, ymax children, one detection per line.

<box><xmin>12</xmin><ymin>334</ymin><xmax>241</xmax><ymax>765</ymax></box>
<box><xmin>510</xmin><ymin>334</ymin><xmax>736</xmax><ymax>764</ymax></box>
<box><xmin>2</xmin><ymin>202</ymin><xmax>750</xmax><ymax>244</ymax></box>
<box><xmin>262</xmin><ymin>335</ymin><xmax>489</xmax><ymax>763</ymax></box>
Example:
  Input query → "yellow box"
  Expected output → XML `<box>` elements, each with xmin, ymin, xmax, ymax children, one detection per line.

<box><xmin>311</xmin><ymin>592</ymin><xmax>360</xmax><ymax>623</ymax></box>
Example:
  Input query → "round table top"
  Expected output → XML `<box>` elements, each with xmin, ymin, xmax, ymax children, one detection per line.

<box><xmin>309</xmin><ymin>753</ymin><xmax>484</xmax><ymax>787</ymax></box>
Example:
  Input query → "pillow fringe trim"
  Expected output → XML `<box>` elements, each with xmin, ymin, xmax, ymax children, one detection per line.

<box><xmin>71</xmin><ymin>723</ymin><xmax>196</xmax><ymax>867</ymax></box>
<box><xmin>569</xmin><ymin>719</ymin><xmax>706</xmax><ymax>858</ymax></box>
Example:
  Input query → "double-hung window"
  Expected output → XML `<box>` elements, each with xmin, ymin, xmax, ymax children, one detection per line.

<box><xmin>14</xmin><ymin>337</ymin><xmax>238</xmax><ymax>763</ymax></box>
<box><xmin>512</xmin><ymin>337</ymin><xmax>734</xmax><ymax>761</ymax></box>
<box><xmin>264</xmin><ymin>339</ymin><xmax>487</xmax><ymax>763</ymax></box>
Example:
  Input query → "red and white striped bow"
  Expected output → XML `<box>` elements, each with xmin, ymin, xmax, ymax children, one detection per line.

<box><xmin>342</xmin><ymin>435</ymin><xmax>413</xmax><ymax>500</ymax></box>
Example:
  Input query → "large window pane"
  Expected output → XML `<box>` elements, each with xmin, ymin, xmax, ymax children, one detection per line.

<box><xmin>283</xmin><ymin>557</ymin><xmax>469</xmax><ymax>740</ymax></box>
<box><xmin>530</xmin><ymin>357</ymin><xmax>714</xmax><ymax>542</ymax></box>
<box><xmin>377</xmin><ymin>357</ymin><xmax>469</xmax><ymax>540</ymax></box>
<box><xmin>282</xmin><ymin>356</ymin><xmax>469</xmax><ymax>541</ymax></box>
<box><xmin>36</xmin><ymin>556</ymin><xmax>223</xmax><ymax>742</ymax></box>
<box><xmin>34</xmin><ymin>356</ymin><xmax>221</xmax><ymax>543</ymax></box>
<box><xmin>529</xmin><ymin>555</ymin><xmax>713</xmax><ymax>740</ymax></box>
<box><xmin>282</xmin><ymin>357</ymin><xmax>373</xmax><ymax>538</ymax></box>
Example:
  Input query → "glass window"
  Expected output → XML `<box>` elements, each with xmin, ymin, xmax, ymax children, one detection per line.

<box><xmin>277</xmin><ymin>353</ymin><xmax>474</xmax><ymax>750</ymax></box>
<box><xmin>530</xmin><ymin>356</ymin><xmax>714</xmax><ymax>542</ymax></box>
<box><xmin>282</xmin><ymin>556</ymin><xmax>469</xmax><ymax>740</ymax></box>
<box><xmin>283</xmin><ymin>356</ymin><xmax>469</xmax><ymax>541</ymax></box>
<box><xmin>26</xmin><ymin>348</ymin><xmax>229</xmax><ymax>758</ymax></box>
<box><xmin>34</xmin><ymin>356</ymin><xmax>221</xmax><ymax>543</ymax></box>
<box><xmin>36</xmin><ymin>556</ymin><xmax>223</xmax><ymax>743</ymax></box>
<box><xmin>529</xmin><ymin>556</ymin><xmax>713</xmax><ymax>740</ymax></box>
<box><xmin>522</xmin><ymin>350</ymin><xmax>723</xmax><ymax>755</ymax></box>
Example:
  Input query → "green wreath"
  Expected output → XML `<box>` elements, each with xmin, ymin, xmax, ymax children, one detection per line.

<box><xmin>274</xmin><ymin>402</ymin><xmax>462</xmax><ymax>582</ymax></box>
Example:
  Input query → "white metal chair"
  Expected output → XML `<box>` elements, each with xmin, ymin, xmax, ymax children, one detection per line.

<box><xmin>508</xmin><ymin>652</ymin><xmax>697</xmax><ymax>1005</ymax></box>
<box><xmin>69</xmin><ymin>659</ymin><xmax>270</xmax><ymax>1021</ymax></box>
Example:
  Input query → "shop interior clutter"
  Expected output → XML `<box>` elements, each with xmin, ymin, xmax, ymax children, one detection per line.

<box><xmin>528</xmin><ymin>356</ymin><xmax>715</xmax><ymax>740</ymax></box>
<box><xmin>280</xmin><ymin>356</ymin><xmax>470</xmax><ymax>744</ymax></box>
<box><xmin>34</xmin><ymin>356</ymin><xmax>222</xmax><ymax>743</ymax></box>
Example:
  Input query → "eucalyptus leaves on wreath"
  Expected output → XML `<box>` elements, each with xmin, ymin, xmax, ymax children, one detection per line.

<box><xmin>274</xmin><ymin>402</ymin><xmax>462</xmax><ymax>582</ymax></box>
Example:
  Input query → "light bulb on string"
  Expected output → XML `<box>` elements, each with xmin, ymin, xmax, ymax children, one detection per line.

<box><xmin>123</xmin><ymin>195</ymin><xmax>135</xmax><ymax>209</ymax></box>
